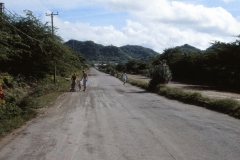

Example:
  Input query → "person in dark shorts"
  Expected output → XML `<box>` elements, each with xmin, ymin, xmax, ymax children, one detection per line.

<box><xmin>70</xmin><ymin>73</ymin><xmax>77</xmax><ymax>91</ymax></box>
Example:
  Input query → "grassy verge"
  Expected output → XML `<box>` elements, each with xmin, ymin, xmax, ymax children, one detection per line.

<box><xmin>114</xmin><ymin>73</ymin><xmax>240</xmax><ymax>119</ymax></box>
<box><xmin>0</xmin><ymin>76</ymin><xmax>70</xmax><ymax>138</ymax></box>
<box><xmin>35</xmin><ymin>77</ymin><xmax>70</xmax><ymax>109</ymax></box>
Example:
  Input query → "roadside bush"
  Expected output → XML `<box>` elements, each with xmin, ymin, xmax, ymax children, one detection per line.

<box><xmin>18</xmin><ymin>96</ymin><xmax>39</xmax><ymax>109</ymax></box>
<box><xmin>14</xmin><ymin>75</ymin><xmax>27</xmax><ymax>88</ymax></box>
<box><xmin>157</xmin><ymin>85</ymin><xmax>204</xmax><ymax>105</ymax></box>
<box><xmin>208</xmin><ymin>98</ymin><xmax>239</xmax><ymax>113</ymax></box>
<box><xmin>110</xmin><ymin>69</ymin><xmax>117</xmax><ymax>76</ymax></box>
<box><xmin>0</xmin><ymin>103</ymin><xmax>22</xmax><ymax>120</ymax></box>
<box><xmin>0</xmin><ymin>102</ymin><xmax>37</xmax><ymax>136</ymax></box>
<box><xmin>0</xmin><ymin>75</ymin><xmax>70</xmax><ymax>138</ymax></box>
<box><xmin>149</xmin><ymin>60</ymin><xmax>172</xmax><ymax>90</ymax></box>
<box><xmin>157</xmin><ymin>85</ymin><xmax>240</xmax><ymax>118</ymax></box>
<box><xmin>127</xmin><ymin>78</ymin><xmax>148</xmax><ymax>90</ymax></box>
<box><xmin>232</xmin><ymin>108</ymin><xmax>240</xmax><ymax>118</ymax></box>
<box><xmin>107</xmin><ymin>70</ymin><xmax>240</xmax><ymax>119</ymax></box>
<box><xmin>0</xmin><ymin>116</ymin><xmax>24</xmax><ymax>136</ymax></box>
<box><xmin>0</xmin><ymin>73</ymin><xmax>14</xmax><ymax>88</ymax></box>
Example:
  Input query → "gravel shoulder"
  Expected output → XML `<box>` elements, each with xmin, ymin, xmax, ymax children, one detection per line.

<box><xmin>127</xmin><ymin>74</ymin><xmax>240</xmax><ymax>102</ymax></box>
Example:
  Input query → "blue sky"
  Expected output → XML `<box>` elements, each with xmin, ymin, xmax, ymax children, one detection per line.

<box><xmin>2</xmin><ymin>0</ymin><xmax>240</xmax><ymax>53</ymax></box>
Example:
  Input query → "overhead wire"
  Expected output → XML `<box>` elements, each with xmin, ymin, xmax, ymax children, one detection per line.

<box><xmin>28</xmin><ymin>0</ymin><xmax>79</xmax><ymax>42</ymax></box>
<box><xmin>38</xmin><ymin>0</ymin><xmax>54</xmax><ymax>11</ymax></box>
<box><xmin>2</xmin><ymin>6</ymin><xmax>57</xmax><ymax>45</ymax></box>
<box><xmin>2</xmin><ymin>6</ymin><xmax>47</xmax><ymax>43</ymax></box>
<box><xmin>29</xmin><ymin>0</ymin><xmax>50</xmax><ymax>12</ymax></box>
<box><xmin>3</xmin><ymin>1</ymin><xmax>74</xmax><ymax>46</ymax></box>
<box><xmin>3</xmin><ymin>7</ymin><xmax>16</xmax><ymax>17</ymax></box>
<box><xmin>1</xmin><ymin>16</ymin><xmax>43</xmax><ymax>43</ymax></box>
<box><xmin>1</xmin><ymin>14</ymin><xmax>63</xmax><ymax>56</ymax></box>
<box><xmin>26</xmin><ymin>0</ymin><xmax>62</xmax><ymax>38</ymax></box>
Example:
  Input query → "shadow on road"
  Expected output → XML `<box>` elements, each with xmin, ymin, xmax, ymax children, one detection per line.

<box><xmin>126</xmin><ymin>91</ymin><xmax>149</xmax><ymax>94</ymax></box>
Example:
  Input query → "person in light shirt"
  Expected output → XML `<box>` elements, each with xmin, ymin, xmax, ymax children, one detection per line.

<box><xmin>122</xmin><ymin>72</ymin><xmax>127</xmax><ymax>85</ymax></box>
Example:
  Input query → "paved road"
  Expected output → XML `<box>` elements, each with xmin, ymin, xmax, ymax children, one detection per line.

<box><xmin>0</xmin><ymin>68</ymin><xmax>240</xmax><ymax>160</ymax></box>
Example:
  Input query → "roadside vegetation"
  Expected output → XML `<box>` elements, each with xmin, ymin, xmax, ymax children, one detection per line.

<box><xmin>107</xmin><ymin>72</ymin><xmax>240</xmax><ymax>119</ymax></box>
<box><xmin>1</xmin><ymin>7</ymin><xmax>240</xmax><ymax>139</ymax></box>
<box><xmin>0</xmin><ymin>10</ymin><xmax>87</xmax><ymax>138</ymax></box>
<box><xmin>98</xmin><ymin>39</ymin><xmax>240</xmax><ymax>119</ymax></box>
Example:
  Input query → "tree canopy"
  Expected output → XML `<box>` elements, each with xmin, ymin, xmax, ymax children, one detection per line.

<box><xmin>0</xmin><ymin>10</ymin><xmax>85</xmax><ymax>80</ymax></box>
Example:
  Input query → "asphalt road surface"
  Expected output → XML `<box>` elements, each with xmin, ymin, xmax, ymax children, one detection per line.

<box><xmin>0</xmin><ymin>68</ymin><xmax>240</xmax><ymax>160</ymax></box>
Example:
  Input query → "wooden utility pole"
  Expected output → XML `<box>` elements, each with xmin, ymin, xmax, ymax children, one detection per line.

<box><xmin>0</xmin><ymin>3</ymin><xmax>4</xmax><ymax>15</ymax></box>
<box><xmin>46</xmin><ymin>12</ymin><xmax>58</xmax><ymax>84</ymax></box>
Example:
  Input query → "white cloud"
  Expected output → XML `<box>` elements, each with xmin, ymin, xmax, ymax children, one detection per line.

<box><xmin>53</xmin><ymin>16</ymin><xmax>128</xmax><ymax>47</ymax></box>
<box><xmin>222</xmin><ymin>0</ymin><xmax>235</xmax><ymax>3</ymax></box>
<box><xmin>99</xmin><ymin>0</ymin><xmax>240</xmax><ymax>51</ymax></box>
<box><xmin>6</xmin><ymin>0</ymin><xmax>240</xmax><ymax>53</ymax></box>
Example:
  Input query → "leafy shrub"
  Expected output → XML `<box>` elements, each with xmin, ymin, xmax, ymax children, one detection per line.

<box><xmin>0</xmin><ymin>103</ymin><xmax>22</xmax><ymax>120</ymax></box>
<box><xmin>14</xmin><ymin>75</ymin><xmax>27</xmax><ymax>88</ymax></box>
<box><xmin>149</xmin><ymin>60</ymin><xmax>172</xmax><ymax>90</ymax></box>
<box><xmin>18</xmin><ymin>96</ymin><xmax>39</xmax><ymax>109</ymax></box>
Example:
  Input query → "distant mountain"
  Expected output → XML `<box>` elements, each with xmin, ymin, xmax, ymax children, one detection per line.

<box><xmin>120</xmin><ymin>45</ymin><xmax>159</xmax><ymax>59</ymax></box>
<box><xmin>64</xmin><ymin>40</ymin><xmax>159</xmax><ymax>62</ymax></box>
<box><xmin>175</xmin><ymin>44</ymin><xmax>202</xmax><ymax>53</ymax></box>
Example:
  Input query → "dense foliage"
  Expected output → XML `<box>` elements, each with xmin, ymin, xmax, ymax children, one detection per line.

<box><xmin>148</xmin><ymin>60</ymin><xmax>172</xmax><ymax>89</ymax></box>
<box><xmin>100</xmin><ymin>40</ymin><xmax>240</xmax><ymax>92</ymax></box>
<box><xmin>0</xmin><ymin>10</ymin><xmax>86</xmax><ymax>136</ymax></box>
<box><xmin>99</xmin><ymin>58</ymin><xmax>172</xmax><ymax>89</ymax></box>
<box><xmin>0</xmin><ymin>10</ymin><xmax>85</xmax><ymax>79</ymax></box>
<box><xmin>159</xmin><ymin>40</ymin><xmax>240</xmax><ymax>91</ymax></box>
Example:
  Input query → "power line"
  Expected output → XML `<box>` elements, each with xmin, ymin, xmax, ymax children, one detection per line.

<box><xmin>0</xmin><ymin>2</ymin><xmax>4</xmax><ymax>14</ymax></box>
<box><xmin>29</xmin><ymin>0</ymin><xmax>50</xmax><ymax>12</ymax></box>
<box><xmin>38</xmin><ymin>0</ymin><xmax>53</xmax><ymax>11</ymax></box>
<box><xmin>2</xmin><ymin>6</ymin><xmax>45</xmax><ymax>44</ymax></box>
<box><xmin>4</xmin><ymin>7</ymin><xmax>16</xmax><ymax>17</ymax></box>
<box><xmin>3</xmin><ymin>5</ymin><xmax>58</xmax><ymax>45</ymax></box>
<box><xmin>2</xmin><ymin>5</ymin><xmax>63</xmax><ymax>46</ymax></box>
<box><xmin>1</xmin><ymin>17</ymin><xmax>43</xmax><ymax>43</ymax></box>
<box><xmin>30</xmin><ymin>0</ymin><xmax>55</xmax><ymax>11</ymax></box>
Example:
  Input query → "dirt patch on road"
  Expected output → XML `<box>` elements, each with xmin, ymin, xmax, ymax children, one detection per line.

<box><xmin>127</xmin><ymin>74</ymin><xmax>240</xmax><ymax>102</ymax></box>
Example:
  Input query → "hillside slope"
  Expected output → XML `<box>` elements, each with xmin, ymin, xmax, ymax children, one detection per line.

<box><xmin>64</xmin><ymin>40</ymin><xmax>159</xmax><ymax>62</ymax></box>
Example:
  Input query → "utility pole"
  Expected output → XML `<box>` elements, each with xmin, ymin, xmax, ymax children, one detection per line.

<box><xmin>46</xmin><ymin>12</ymin><xmax>58</xmax><ymax>84</ymax></box>
<box><xmin>0</xmin><ymin>3</ymin><xmax>4</xmax><ymax>15</ymax></box>
<box><xmin>73</xmin><ymin>40</ymin><xmax>75</xmax><ymax>51</ymax></box>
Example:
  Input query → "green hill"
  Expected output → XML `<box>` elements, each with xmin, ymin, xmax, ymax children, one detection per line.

<box><xmin>120</xmin><ymin>45</ymin><xmax>159</xmax><ymax>59</ymax></box>
<box><xmin>175</xmin><ymin>44</ymin><xmax>202</xmax><ymax>53</ymax></box>
<box><xmin>64</xmin><ymin>40</ymin><xmax>159</xmax><ymax>63</ymax></box>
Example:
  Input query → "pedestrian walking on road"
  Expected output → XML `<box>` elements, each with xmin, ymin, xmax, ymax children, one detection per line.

<box><xmin>81</xmin><ymin>70</ymin><xmax>88</xmax><ymax>91</ymax></box>
<box><xmin>70</xmin><ymin>73</ymin><xmax>77</xmax><ymax>91</ymax></box>
<box><xmin>122</xmin><ymin>72</ymin><xmax>127</xmax><ymax>85</ymax></box>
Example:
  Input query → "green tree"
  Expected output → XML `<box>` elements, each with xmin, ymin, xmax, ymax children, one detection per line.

<box><xmin>149</xmin><ymin>60</ymin><xmax>172</xmax><ymax>90</ymax></box>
